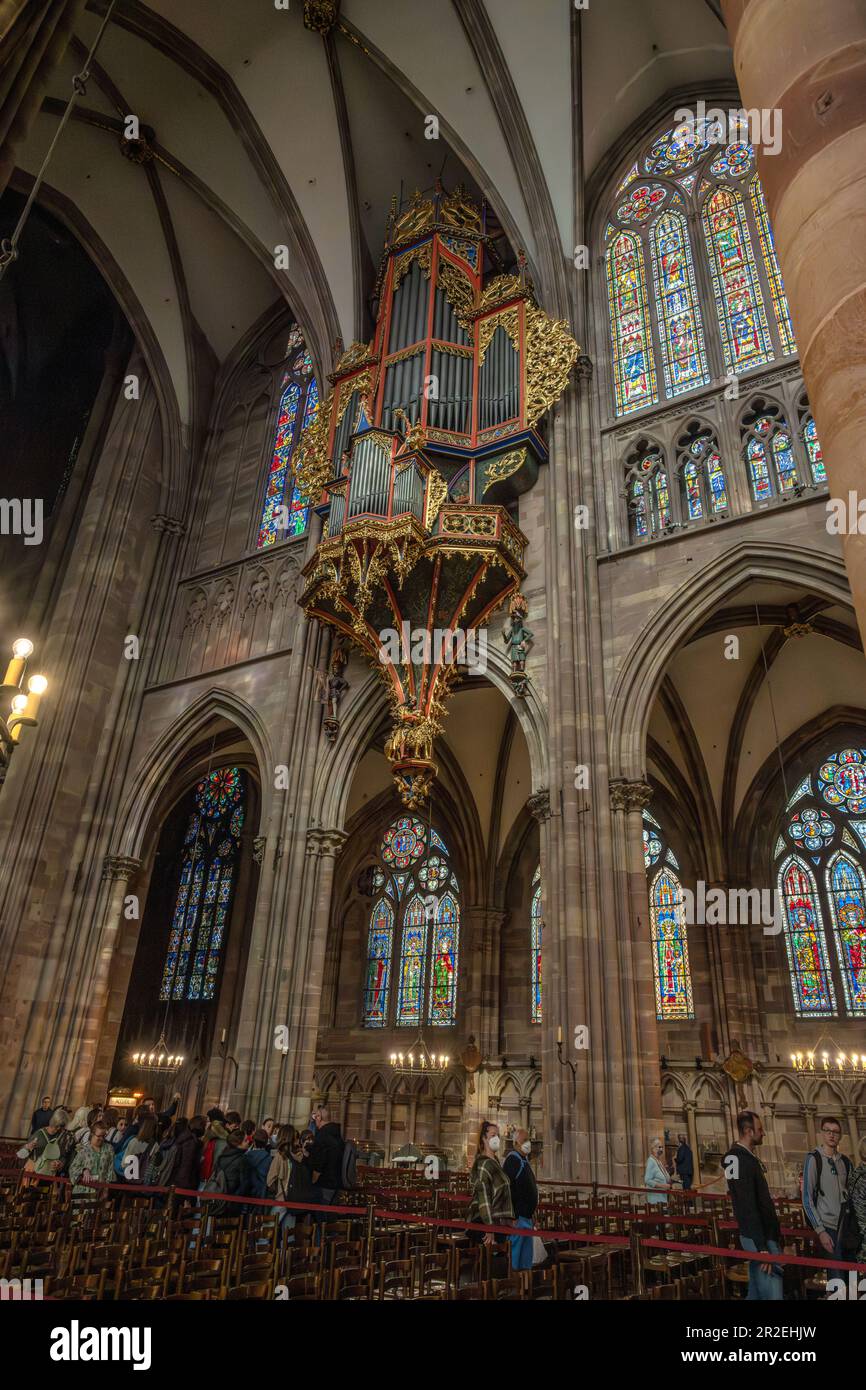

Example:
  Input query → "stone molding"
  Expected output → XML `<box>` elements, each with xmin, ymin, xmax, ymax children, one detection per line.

<box><xmin>305</xmin><ymin>827</ymin><xmax>348</xmax><ymax>859</ymax></box>
<box><xmin>609</xmin><ymin>778</ymin><xmax>653</xmax><ymax>813</ymax></box>
<box><xmin>101</xmin><ymin>855</ymin><xmax>142</xmax><ymax>882</ymax></box>
<box><xmin>527</xmin><ymin>789</ymin><xmax>551</xmax><ymax>822</ymax></box>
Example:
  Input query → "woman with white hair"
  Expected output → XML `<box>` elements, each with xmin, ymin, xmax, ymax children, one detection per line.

<box><xmin>644</xmin><ymin>1138</ymin><xmax>672</xmax><ymax>1206</ymax></box>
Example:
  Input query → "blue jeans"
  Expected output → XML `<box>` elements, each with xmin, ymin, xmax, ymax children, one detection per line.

<box><xmin>740</xmin><ymin>1237</ymin><xmax>783</xmax><ymax>1300</ymax></box>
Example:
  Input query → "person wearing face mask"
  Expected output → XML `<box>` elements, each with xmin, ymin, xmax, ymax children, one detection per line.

<box><xmin>468</xmin><ymin>1120</ymin><xmax>514</xmax><ymax>1254</ymax></box>
<box><xmin>503</xmin><ymin>1128</ymin><xmax>539</xmax><ymax>1271</ymax></box>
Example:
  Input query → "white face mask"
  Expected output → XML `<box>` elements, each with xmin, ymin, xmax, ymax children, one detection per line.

<box><xmin>521</xmin><ymin>1141</ymin><xmax>531</xmax><ymax>1154</ymax></box>
<box><xmin>488</xmin><ymin>1135</ymin><xmax>501</xmax><ymax>1152</ymax></box>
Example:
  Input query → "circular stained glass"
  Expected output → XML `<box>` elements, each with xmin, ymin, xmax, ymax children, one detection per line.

<box><xmin>643</xmin><ymin>828</ymin><xmax>662</xmax><ymax>868</ymax></box>
<box><xmin>645</xmin><ymin>118</ymin><xmax>716</xmax><ymax>175</ymax></box>
<box><xmin>196</xmin><ymin>767</ymin><xmax>243</xmax><ymax>818</ymax></box>
<box><xmin>709</xmin><ymin>142</ymin><xmax>753</xmax><ymax>178</ymax></box>
<box><xmin>419</xmin><ymin>855</ymin><xmax>450</xmax><ymax>891</ymax></box>
<box><xmin>819</xmin><ymin>751</ymin><xmax>866</xmax><ymax>812</ymax></box>
<box><xmin>616</xmin><ymin>183</ymin><xmax>666</xmax><ymax>225</ymax></box>
<box><xmin>787</xmin><ymin>807</ymin><xmax>835</xmax><ymax>850</ymax></box>
<box><xmin>381</xmin><ymin>816</ymin><xmax>426</xmax><ymax>869</ymax></box>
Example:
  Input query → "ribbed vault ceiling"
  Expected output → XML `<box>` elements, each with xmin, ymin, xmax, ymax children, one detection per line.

<box><xmin>13</xmin><ymin>0</ymin><xmax>733</xmax><ymax>428</ymax></box>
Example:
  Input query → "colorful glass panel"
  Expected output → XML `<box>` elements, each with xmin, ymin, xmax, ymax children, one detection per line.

<box><xmin>258</xmin><ymin>380</ymin><xmax>301</xmax><ymax>548</ymax></box>
<box><xmin>606</xmin><ymin>231</ymin><xmax>657</xmax><ymax>416</ymax></box>
<box><xmin>616</xmin><ymin>183</ymin><xmax>667</xmax><ymax>225</ymax></box>
<box><xmin>772</xmin><ymin>429</ymin><xmax>797</xmax><ymax>491</ymax></box>
<box><xmin>396</xmin><ymin>895</ymin><xmax>427</xmax><ymax>1026</ymax></box>
<box><xmin>531</xmin><ymin>864</ymin><xmax>542</xmax><ymax>1023</ymax></box>
<box><xmin>709</xmin><ymin>142</ymin><xmax>754</xmax><ymax>179</ymax></box>
<box><xmin>818</xmin><ymin>750</ymin><xmax>866</xmax><ymax>814</ymax></box>
<box><xmin>751</xmin><ymin>175</ymin><xmax>796</xmax><ymax>357</ymax></box>
<box><xmin>650</xmin><ymin>212</ymin><xmax>709</xmax><ymax>397</ymax></box>
<box><xmin>787</xmin><ymin>807</ymin><xmax>836</xmax><ymax>850</ymax></box>
<box><xmin>825</xmin><ymin>856</ymin><xmax>866</xmax><ymax>1016</ymax></box>
<box><xmin>429</xmin><ymin>893</ymin><xmax>459</xmax><ymax>1026</ymax></box>
<box><xmin>363</xmin><ymin>897</ymin><xmax>393</xmax><ymax>1027</ymax></box>
<box><xmin>702</xmin><ymin>186</ymin><xmax>772</xmax><ymax>374</ymax></box>
<box><xmin>778</xmin><ymin>857</ymin><xmax>836</xmax><ymax>1016</ymax></box>
<box><xmin>643</xmin><ymin>818</ymin><xmax>662</xmax><ymax>867</ymax></box>
<box><xmin>803</xmin><ymin>418</ymin><xmax>825</xmax><ymax>485</ymax></box>
<box><xmin>160</xmin><ymin>767</ymin><xmax>244</xmax><ymax>1002</ymax></box>
<box><xmin>645</xmin><ymin>118</ymin><xmax>714</xmax><ymax>175</ymax></box>
<box><xmin>683</xmin><ymin>462</ymin><xmax>702</xmax><ymax>519</ymax></box>
<box><xmin>650</xmin><ymin>867</ymin><xmax>694</xmax><ymax>1020</ymax></box>
<box><xmin>746</xmin><ymin>434</ymin><xmax>771</xmax><ymax>502</ymax></box>
<box><xmin>382</xmin><ymin>816</ymin><xmax>427</xmax><ymax>868</ymax></box>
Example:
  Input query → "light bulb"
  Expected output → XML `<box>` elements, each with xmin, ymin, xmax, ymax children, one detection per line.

<box><xmin>390</xmin><ymin>1053</ymin><xmax>397</xmax><ymax>1066</ymax></box>
<box><xmin>177</xmin><ymin>1055</ymin><xmax>183</xmax><ymax>1065</ymax></box>
<box><xmin>12</xmin><ymin>639</ymin><xmax>33</xmax><ymax>660</ymax></box>
<box><xmin>11</xmin><ymin>694</ymin><xmax>27</xmax><ymax>713</ymax></box>
<box><xmin>28</xmin><ymin>674</ymin><xmax>47</xmax><ymax>695</ymax></box>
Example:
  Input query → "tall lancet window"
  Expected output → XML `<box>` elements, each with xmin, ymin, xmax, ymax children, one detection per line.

<box><xmin>643</xmin><ymin>810</ymin><xmax>694</xmax><ymax>1021</ymax></box>
<box><xmin>774</xmin><ymin>747</ymin><xmax>866</xmax><ymax>1017</ymax></box>
<box><xmin>604</xmin><ymin>115</ymin><xmax>797</xmax><ymax>424</ymax></box>
<box><xmin>257</xmin><ymin>327</ymin><xmax>319</xmax><ymax>547</ymax></box>
<box><xmin>160</xmin><ymin>767</ymin><xmax>246</xmax><ymax>1002</ymax></box>
<box><xmin>363</xmin><ymin>815</ymin><xmax>461</xmax><ymax>1028</ymax></box>
<box><xmin>531</xmin><ymin>864</ymin><xmax>543</xmax><ymax>1023</ymax></box>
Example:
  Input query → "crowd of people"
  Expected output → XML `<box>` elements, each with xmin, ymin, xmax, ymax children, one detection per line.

<box><xmin>19</xmin><ymin>1092</ymin><xmax>866</xmax><ymax>1296</ymax></box>
<box><xmin>20</xmin><ymin>1093</ymin><xmax>353</xmax><ymax>1235</ymax></box>
<box><xmin>639</xmin><ymin>1112</ymin><xmax>866</xmax><ymax>1299</ymax></box>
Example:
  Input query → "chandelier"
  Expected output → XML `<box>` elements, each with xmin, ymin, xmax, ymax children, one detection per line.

<box><xmin>131</xmin><ymin>1031</ymin><xmax>184</xmax><ymax>1077</ymax></box>
<box><xmin>791</xmin><ymin>1037</ymin><xmax>865</xmax><ymax>1078</ymax></box>
<box><xmin>390</xmin><ymin>1029</ymin><xmax>450</xmax><ymax>1076</ymax></box>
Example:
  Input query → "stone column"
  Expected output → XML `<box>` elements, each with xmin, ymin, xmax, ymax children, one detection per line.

<box><xmin>608</xmin><ymin>779</ymin><xmax>664</xmax><ymax>1174</ymax></box>
<box><xmin>843</xmin><ymin>1105</ymin><xmax>860</xmax><ymax>1162</ymax></box>
<box><xmin>384</xmin><ymin>1095</ymin><xmax>393</xmax><ymax>1161</ymax></box>
<box><xmin>802</xmin><ymin>1104</ymin><xmax>817</xmax><ymax>1150</ymax></box>
<box><xmin>722</xmin><ymin>0</ymin><xmax>866</xmax><ymax>646</ymax></box>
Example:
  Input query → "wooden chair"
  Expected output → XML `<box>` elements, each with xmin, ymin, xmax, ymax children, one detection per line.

<box><xmin>488</xmin><ymin>1274</ymin><xmax>524</xmax><ymax>1300</ymax></box>
<box><xmin>377</xmin><ymin>1257</ymin><xmax>415</xmax><ymax>1300</ymax></box>
<box><xmin>333</xmin><ymin>1265</ymin><xmax>373</xmax><ymax>1300</ymax></box>
<box><xmin>417</xmin><ymin>1251</ymin><xmax>450</xmax><ymax>1297</ymax></box>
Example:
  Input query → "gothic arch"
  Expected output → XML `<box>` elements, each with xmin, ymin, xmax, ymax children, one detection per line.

<box><xmin>115</xmin><ymin>687</ymin><xmax>271</xmax><ymax>863</ymax></box>
<box><xmin>309</xmin><ymin>645</ymin><xmax>550</xmax><ymax>832</ymax></box>
<box><xmin>608</xmin><ymin>540</ymin><xmax>852</xmax><ymax>783</ymax></box>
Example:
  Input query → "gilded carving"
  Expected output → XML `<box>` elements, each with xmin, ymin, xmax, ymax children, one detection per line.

<box><xmin>392</xmin><ymin>239</ymin><xmax>432</xmax><ymax>289</ymax></box>
<box><xmin>524</xmin><ymin>304</ymin><xmax>580</xmax><ymax>428</ymax></box>
<box><xmin>425</xmin><ymin>469</ymin><xmax>449</xmax><ymax>530</ymax></box>
<box><xmin>482</xmin><ymin>449</ymin><xmax>527</xmax><ymax>493</ymax></box>
<box><xmin>293</xmin><ymin>387</ymin><xmax>334</xmax><ymax>502</ymax></box>
<box><xmin>437</xmin><ymin>258</ymin><xmax>474</xmax><ymax>330</ymax></box>
<box><xmin>392</xmin><ymin>191</ymin><xmax>436</xmax><ymax>245</ymax></box>
<box><xmin>440</xmin><ymin>186</ymin><xmax>482</xmax><ymax>235</ymax></box>
<box><xmin>478</xmin><ymin>307</ymin><xmax>521</xmax><ymax>364</ymax></box>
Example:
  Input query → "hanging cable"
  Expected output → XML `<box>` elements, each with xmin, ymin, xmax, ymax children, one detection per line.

<box><xmin>0</xmin><ymin>0</ymin><xmax>119</xmax><ymax>281</ymax></box>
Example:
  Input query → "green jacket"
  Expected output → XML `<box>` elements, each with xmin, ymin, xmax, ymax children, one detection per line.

<box><xmin>68</xmin><ymin>1139</ymin><xmax>115</xmax><ymax>1198</ymax></box>
<box><xmin>469</xmin><ymin>1154</ymin><xmax>514</xmax><ymax>1228</ymax></box>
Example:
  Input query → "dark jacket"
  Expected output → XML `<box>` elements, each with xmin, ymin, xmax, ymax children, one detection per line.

<box><xmin>30</xmin><ymin>1107</ymin><xmax>53</xmax><ymax>1135</ymax></box>
<box><xmin>724</xmin><ymin>1142</ymin><xmax>781</xmax><ymax>1248</ymax></box>
<box><xmin>308</xmin><ymin>1121</ymin><xmax>344</xmax><ymax>1191</ymax></box>
<box><xmin>244</xmin><ymin>1146</ymin><xmax>272</xmax><ymax>1199</ymax></box>
<box><xmin>217</xmin><ymin>1143</ymin><xmax>250</xmax><ymax>1198</ymax></box>
<box><xmin>676</xmin><ymin>1141</ymin><xmax>694</xmax><ymax>1189</ymax></box>
<box><xmin>172</xmin><ymin>1130</ymin><xmax>202</xmax><ymax>1192</ymax></box>
<box><xmin>503</xmin><ymin>1149</ymin><xmax>538</xmax><ymax>1219</ymax></box>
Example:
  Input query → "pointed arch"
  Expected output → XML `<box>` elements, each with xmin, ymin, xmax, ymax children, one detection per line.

<box><xmin>702</xmin><ymin>184</ymin><xmax>772</xmax><ymax>375</ymax></box>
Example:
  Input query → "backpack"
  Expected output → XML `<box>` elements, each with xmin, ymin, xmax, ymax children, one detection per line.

<box><xmin>838</xmin><ymin>1168</ymin><xmax>864</xmax><ymax>1259</ymax></box>
<box><xmin>201</xmin><ymin>1165</ymin><xmax>227</xmax><ymax>1217</ymax></box>
<box><xmin>146</xmin><ymin>1143</ymin><xmax>180</xmax><ymax>1189</ymax></box>
<box><xmin>341</xmin><ymin>1139</ymin><xmax>359</xmax><ymax>1191</ymax></box>
<box><xmin>200</xmin><ymin>1137</ymin><xmax>216</xmax><ymax>1182</ymax></box>
<box><xmin>803</xmin><ymin>1149</ymin><xmax>852</xmax><ymax>1225</ymax></box>
<box><xmin>32</xmin><ymin>1130</ymin><xmax>62</xmax><ymax>1175</ymax></box>
<box><xmin>113</xmin><ymin>1131</ymin><xmax>135</xmax><ymax>1179</ymax></box>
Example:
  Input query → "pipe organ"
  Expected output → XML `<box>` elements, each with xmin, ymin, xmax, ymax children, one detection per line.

<box><xmin>293</xmin><ymin>184</ymin><xmax>579</xmax><ymax>806</ymax></box>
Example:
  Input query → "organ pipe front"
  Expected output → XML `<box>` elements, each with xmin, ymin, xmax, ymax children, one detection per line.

<box><xmin>293</xmin><ymin>184</ymin><xmax>580</xmax><ymax>807</ymax></box>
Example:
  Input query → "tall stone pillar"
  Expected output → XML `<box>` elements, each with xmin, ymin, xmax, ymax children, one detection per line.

<box><xmin>722</xmin><ymin>0</ymin><xmax>866</xmax><ymax>646</ymax></box>
<box><xmin>843</xmin><ymin>1104</ymin><xmax>860</xmax><ymax>1161</ymax></box>
<box><xmin>684</xmin><ymin>1102</ymin><xmax>702</xmax><ymax>1188</ymax></box>
<box><xmin>608</xmin><ymin>779</ymin><xmax>664</xmax><ymax>1173</ymax></box>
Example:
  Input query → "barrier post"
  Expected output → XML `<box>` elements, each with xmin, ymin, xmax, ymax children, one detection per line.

<box><xmin>366</xmin><ymin>1199</ymin><xmax>376</xmax><ymax>1261</ymax></box>
<box><xmin>630</xmin><ymin>1225</ymin><xmax>645</xmax><ymax>1297</ymax></box>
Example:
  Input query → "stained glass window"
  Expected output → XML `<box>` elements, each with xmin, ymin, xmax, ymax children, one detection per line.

<box><xmin>650</xmin><ymin>868</ymin><xmax>694</xmax><ymax>1020</ymax></box>
<box><xmin>803</xmin><ymin>417</ymin><xmax>826</xmax><ymax>485</ymax></box>
<box><xmin>744</xmin><ymin>412</ymin><xmax>798</xmax><ymax>501</ymax></box>
<box><xmin>606</xmin><ymin>231</ymin><xmax>657</xmax><ymax>416</ymax></box>
<box><xmin>825</xmin><ymin>855</ymin><xmax>866</xmax><ymax>1017</ymax></box>
<box><xmin>643</xmin><ymin>812</ymin><xmax>694</xmax><ymax>1020</ymax></box>
<box><xmin>702</xmin><ymin>186</ymin><xmax>772</xmax><ymax>375</ymax></box>
<box><xmin>678</xmin><ymin>427</ymin><xmax>727</xmax><ymax>520</ymax></box>
<box><xmin>627</xmin><ymin>452</ymin><xmax>669</xmax><ymax>541</ymax></box>
<box><xmin>751</xmin><ymin>175</ymin><xmax>796</xmax><ymax>357</ymax></box>
<box><xmin>363</xmin><ymin>813</ymin><xmax>461</xmax><ymax>1027</ymax></box>
<box><xmin>257</xmin><ymin>337</ymin><xmax>319</xmax><ymax>547</ymax></box>
<box><xmin>160</xmin><ymin>767</ymin><xmax>245</xmax><ymax>1002</ymax></box>
<box><xmin>774</xmin><ymin>747</ymin><xmax>866</xmax><ymax>1017</ymax></box>
<box><xmin>531</xmin><ymin>864</ymin><xmax>543</xmax><ymax>1023</ymax></box>
<box><xmin>650</xmin><ymin>212</ymin><xmax>709</xmax><ymax>397</ymax></box>
<box><xmin>778</xmin><ymin>856</ymin><xmax>836</xmax><ymax>1017</ymax></box>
